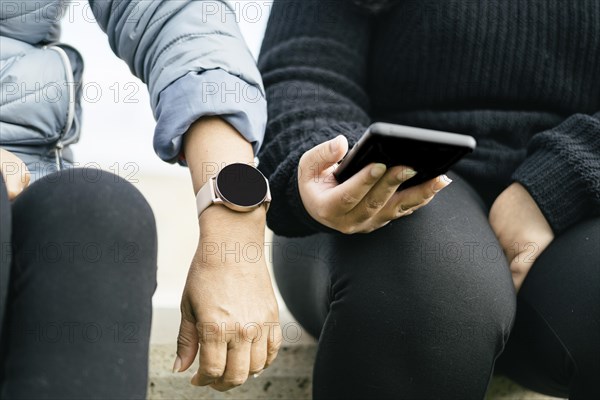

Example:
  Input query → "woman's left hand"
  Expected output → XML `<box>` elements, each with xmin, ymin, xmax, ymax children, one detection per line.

<box><xmin>0</xmin><ymin>148</ymin><xmax>30</xmax><ymax>200</ymax></box>
<box><xmin>489</xmin><ymin>182</ymin><xmax>554</xmax><ymax>292</ymax></box>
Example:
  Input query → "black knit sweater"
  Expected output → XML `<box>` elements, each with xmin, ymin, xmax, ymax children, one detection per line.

<box><xmin>258</xmin><ymin>0</ymin><xmax>600</xmax><ymax>237</ymax></box>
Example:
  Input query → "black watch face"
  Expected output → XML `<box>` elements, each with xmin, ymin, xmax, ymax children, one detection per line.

<box><xmin>216</xmin><ymin>163</ymin><xmax>267</xmax><ymax>207</ymax></box>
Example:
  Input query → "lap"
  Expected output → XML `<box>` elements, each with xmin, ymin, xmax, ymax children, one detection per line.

<box><xmin>0</xmin><ymin>168</ymin><xmax>157</xmax><ymax>399</ymax></box>
<box><xmin>275</xmin><ymin>172</ymin><xmax>517</xmax><ymax>399</ymax></box>
<box><xmin>496</xmin><ymin>217</ymin><xmax>600</xmax><ymax>398</ymax></box>
<box><xmin>273</xmin><ymin>171</ymin><xmax>516</xmax><ymax>338</ymax></box>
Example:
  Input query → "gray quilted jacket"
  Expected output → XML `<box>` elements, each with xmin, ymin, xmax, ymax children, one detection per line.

<box><xmin>0</xmin><ymin>0</ymin><xmax>266</xmax><ymax>179</ymax></box>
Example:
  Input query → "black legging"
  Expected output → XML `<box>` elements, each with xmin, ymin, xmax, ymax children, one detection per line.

<box><xmin>0</xmin><ymin>169</ymin><xmax>157</xmax><ymax>399</ymax></box>
<box><xmin>272</xmin><ymin>172</ymin><xmax>599</xmax><ymax>400</ymax></box>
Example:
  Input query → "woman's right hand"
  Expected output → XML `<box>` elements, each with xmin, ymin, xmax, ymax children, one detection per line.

<box><xmin>0</xmin><ymin>148</ymin><xmax>30</xmax><ymax>200</ymax></box>
<box><xmin>174</xmin><ymin>206</ymin><xmax>282</xmax><ymax>392</ymax></box>
<box><xmin>298</xmin><ymin>135</ymin><xmax>452</xmax><ymax>234</ymax></box>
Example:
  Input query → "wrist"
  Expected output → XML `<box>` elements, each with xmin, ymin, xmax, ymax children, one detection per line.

<box><xmin>199</xmin><ymin>204</ymin><xmax>266</xmax><ymax>238</ymax></box>
<box><xmin>184</xmin><ymin>117</ymin><xmax>255</xmax><ymax>194</ymax></box>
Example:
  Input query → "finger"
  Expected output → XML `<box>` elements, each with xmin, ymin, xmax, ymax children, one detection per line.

<box><xmin>326</xmin><ymin>162</ymin><xmax>387</xmax><ymax>213</ymax></box>
<box><xmin>8</xmin><ymin>181</ymin><xmax>30</xmax><ymax>200</ymax></box>
<box><xmin>265</xmin><ymin>323</ymin><xmax>283</xmax><ymax>369</ymax></box>
<box><xmin>380</xmin><ymin>175</ymin><xmax>451</xmax><ymax>220</ymax></box>
<box><xmin>405</xmin><ymin>175</ymin><xmax>451</xmax><ymax>204</ymax></box>
<box><xmin>349</xmin><ymin>166</ymin><xmax>416</xmax><ymax>220</ymax></box>
<box><xmin>210</xmin><ymin>342</ymin><xmax>252</xmax><ymax>391</ymax></box>
<box><xmin>4</xmin><ymin>174</ymin><xmax>25</xmax><ymax>200</ymax></box>
<box><xmin>191</xmin><ymin>340</ymin><xmax>227</xmax><ymax>386</ymax></box>
<box><xmin>249</xmin><ymin>337</ymin><xmax>268</xmax><ymax>375</ymax></box>
<box><xmin>6</xmin><ymin>181</ymin><xmax>23</xmax><ymax>200</ymax></box>
<box><xmin>23</xmin><ymin>166</ymin><xmax>31</xmax><ymax>187</ymax></box>
<box><xmin>299</xmin><ymin>135</ymin><xmax>348</xmax><ymax>182</ymax></box>
<box><xmin>509</xmin><ymin>256</ymin><xmax>536</xmax><ymax>293</ymax></box>
<box><xmin>430</xmin><ymin>174</ymin><xmax>453</xmax><ymax>193</ymax></box>
<box><xmin>390</xmin><ymin>186</ymin><xmax>433</xmax><ymax>216</ymax></box>
<box><xmin>174</xmin><ymin>317</ymin><xmax>199</xmax><ymax>373</ymax></box>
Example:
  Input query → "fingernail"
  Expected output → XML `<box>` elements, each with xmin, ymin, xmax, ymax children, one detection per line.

<box><xmin>329</xmin><ymin>135</ymin><xmax>343</xmax><ymax>153</ymax></box>
<box><xmin>172</xmin><ymin>356</ymin><xmax>182</xmax><ymax>373</ymax></box>
<box><xmin>191</xmin><ymin>371</ymin><xmax>198</xmax><ymax>385</ymax></box>
<box><xmin>398</xmin><ymin>168</ymin><xmax>417</xmax><ymax>181</ymax></box>
<box><xmin>433</xmin><ymin>175</ymin><xmax>453</xmax><ymax>192</ymax></box>
<box><xmin>370</xmin><ymin>163</ymin><xmax>386</xmax><ymax>178</ymax></box>
<box><xmin>253</xmin><ymin>370</ymin><xmax>264</xmax><ymax>378</ymax></box>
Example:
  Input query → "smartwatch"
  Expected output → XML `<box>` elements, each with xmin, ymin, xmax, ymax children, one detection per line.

<box><xmin>196</xmin><ymin>163</ymin><xmax>271</xmax><ymax>217</ymax></box>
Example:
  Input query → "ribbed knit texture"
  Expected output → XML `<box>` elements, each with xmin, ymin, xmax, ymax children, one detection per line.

<box><xmin>258</xmin><ymin>0</ymin><xmax>600</xmax><ymax>237</ymax></box>
<box><xmin>512</xmin><ymin>113</ymin><xmax>600</xmax><ymax>232</ymax></box>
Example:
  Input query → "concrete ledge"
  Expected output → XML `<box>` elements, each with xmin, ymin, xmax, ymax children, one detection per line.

<box><xmin>149</xmin><ymin>308</ymin><xmax>564</xmax><ymax>400</ymax></box>
<box><xmin>486</xmin><ymin>377</ymin><xmax>564</xmax><ymax>400</ymax></box>
<box><xmin>148</xmin><ymin>344</ymin><xmax>315</xmax><ymax>400</ymax></box>
<box><xmin>148</xmin><ymin>342</ymin><xmax>563</xmax><ymax>400</ymax></box>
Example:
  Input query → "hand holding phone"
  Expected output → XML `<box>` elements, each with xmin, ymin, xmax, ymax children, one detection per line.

<box><xmin>296</xmin><ymin>130</ymin><xmax>456</xmax><ymax>234</ymax></box>
<box><xmin>334</xmin><ymin>123</ymin><xmax>476</xmax><ymax>190</ymax></box>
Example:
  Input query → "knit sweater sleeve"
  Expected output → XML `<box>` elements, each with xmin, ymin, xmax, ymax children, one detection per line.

<box><xmin>512</xmin><ymin>111</ymin><xmax>600</xmax><ymax>234</ymax></box>
<box><xmin>258</xmin><ymin>1</ymin><xmax>372</xmax><ymax>237</ymax></box>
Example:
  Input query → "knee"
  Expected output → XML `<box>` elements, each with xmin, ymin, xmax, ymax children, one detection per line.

<box><xmin>330</xmin><ymin>226</ymin><xmax>517</xmax><ymax>352</ymax></box>
<box><xmin>11</xmin><ymin>168</ymin><xmax>157</xmax><ymax>277</ymax></box>
<box><xmin>339</xmin><ymin>276</ymin><xmax>515</xmax><ymax>346</ymax></box>
<box><xmin>14</xmin><ymin>167</ymin><xmax>155</xmax><ymax>235</ymax></box>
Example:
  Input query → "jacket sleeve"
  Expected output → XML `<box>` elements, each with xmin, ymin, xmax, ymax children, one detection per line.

<box><xmin>258</xmin><ymin>0</ymin><xmax>372</xmax><ymax>237</ymax></box>
<box><xmin>512</xmin><ymin>111</ymin><xmax>600</xmax><ymax>234</ymax></box>
<box><xmin>88</xmin><ymin>0</ymin><xmax>266</xmax><ymax>161</ymax></box>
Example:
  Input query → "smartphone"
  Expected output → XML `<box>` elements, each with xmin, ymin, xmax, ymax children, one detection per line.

<box><xmin>333</xmin><ymin>123</ymin><xmax>476</xmax><ymax>190</ymax></box>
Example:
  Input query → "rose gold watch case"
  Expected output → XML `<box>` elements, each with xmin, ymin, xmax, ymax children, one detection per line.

<box><xmin>196</xmin><ymin>172</ymin><xmax>271</xmax><ymax>217</ymax></box>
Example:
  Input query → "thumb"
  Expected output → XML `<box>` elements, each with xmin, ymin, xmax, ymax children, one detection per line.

<box><xmin>174</xmin><ymin>317</ymin><xmax>199</xmax><ymax>373</ymax></box>
<box><xmin>299</xmin><ymin>135</ymin><xmax>348</xmax><ymax>182</ymax></box>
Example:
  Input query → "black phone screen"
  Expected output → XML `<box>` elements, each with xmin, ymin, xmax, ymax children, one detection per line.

<box><xmin>334</xmin><ymin>124</ymin><xmax>476</xmax><ymax>190</ymax></box>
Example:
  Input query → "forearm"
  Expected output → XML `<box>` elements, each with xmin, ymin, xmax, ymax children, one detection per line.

<box><xmin>184</xmin><ymin>117</ymin><xmax>255</xmax><ymax>192</ymax></box>
<box><xmin>183</xmin><ymin>117</ymin><xmax>266</xmax><ymax>238</ymax></box>
<box><xmin>257</xmin><ymin>1</ymin><xmax>371</xmax><ymax>236</ymax></box>
<box><xmin>176</xmin><ymin>124</ymin><xmax>280</xmax><ymax>389</ymax></box>
<box><xmin>258</xmin><ymin>0</ymin><xmax>371</xmax><ymax>180</ymax></box>
<box><xmin>511</xmin><ymin>112</ymin><xmax>600</xmax><ymax>233</ymax></box>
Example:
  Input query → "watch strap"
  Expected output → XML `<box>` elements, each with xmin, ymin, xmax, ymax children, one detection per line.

<box><xmin>196</xmin><ymin>177</ymin><xmax>216</xmax><ymax>217</ymax></box>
